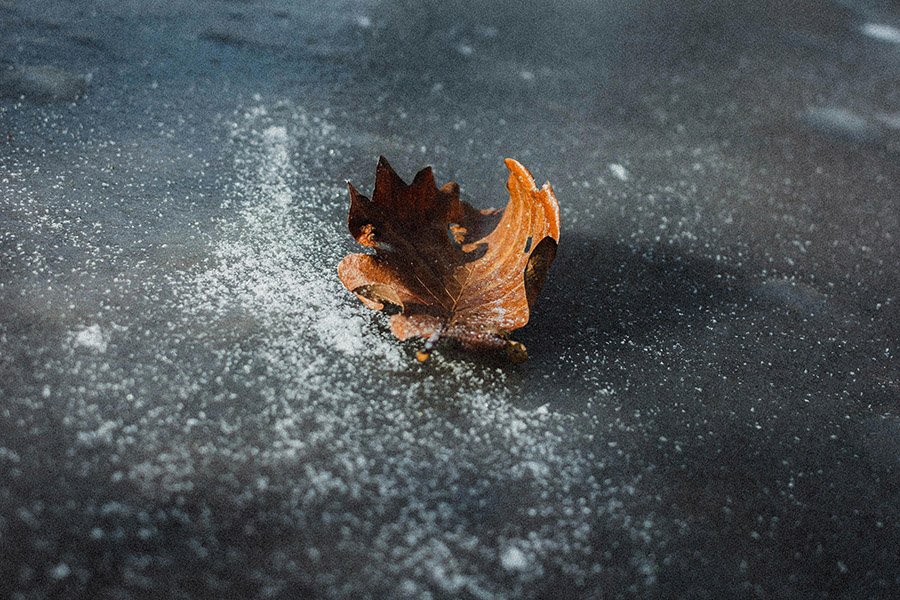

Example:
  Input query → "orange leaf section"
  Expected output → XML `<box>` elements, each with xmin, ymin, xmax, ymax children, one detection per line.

<box><xmin>337</xmin><ymin>157</ymin><xmax>560</xmax><ymax>362</ymax></box>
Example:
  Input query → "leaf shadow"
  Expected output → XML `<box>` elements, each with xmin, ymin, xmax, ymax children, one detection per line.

<box><xmin>515</xmin><ymin>229</ymin><xmax>752</xmax><ymax>403</ymax></box>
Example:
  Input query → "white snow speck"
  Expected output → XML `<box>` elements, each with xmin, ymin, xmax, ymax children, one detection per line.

<box><xmin>500</xmin><ymin>546</ymin><xmax>530</xmax><ymax>571</ymax></box>
<box><xmin>609</xmin><ymin>163</ymin><xmax>629</xmax><ymax>181</ymax></box>
<box><xmin>50</xmin><ymin>563</ymin><xmax>71</xmax><ymax>579</ymax></box>
<box><xmin>72</xmin><ymin>324</ymin><xmax>108</xmax><ymax>352</ymax></box>
<box><xmin>861</xmin><ymin>23</ymin><xmax>900</xmax><ymax>44</ymax></box>
<box><xmin>476</xmin><ymin>25</ymin><xmax>498</xmax><ymax>39</ymax></box>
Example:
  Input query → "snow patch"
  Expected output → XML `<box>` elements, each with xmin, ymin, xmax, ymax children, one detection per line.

<box><xmin>185</xmin><ymin>105</ymin><xmax>402</xmax><ymax>366</ymax></box>
<box><xmin>72</xmin><ymin>324</ymin><xmax>108</xmax><ymax>352</ymax></box>
<box><xmin>861</xmin><ymin>23</ymin><xmax>900</xmax><ymax>44</ymax></box>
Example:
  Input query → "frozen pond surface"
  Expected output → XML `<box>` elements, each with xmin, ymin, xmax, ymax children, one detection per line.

<box><xmin>1</xmin><ymin>0</ymin><xmax>898</xmax><ymax>598</ymax></box>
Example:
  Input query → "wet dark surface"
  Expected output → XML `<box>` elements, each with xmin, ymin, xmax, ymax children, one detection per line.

<box><xmin>1</xmin><ymin>0</ymin><xmax>898</xmax><ymax>598</ymax></box>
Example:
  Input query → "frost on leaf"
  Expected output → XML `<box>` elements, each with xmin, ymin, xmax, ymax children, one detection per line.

<box><xmin>337</xmin><ymin>156</ymin><xmax>560</xmax><ymax>362</ymax></box>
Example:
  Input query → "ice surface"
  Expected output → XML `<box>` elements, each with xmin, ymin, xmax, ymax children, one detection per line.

<box><xmin>0</xmin><ymin>64</ymin><xmax>89</xmax><ymax>102</ymax></box>
<box><xmin>1</xmin><ymin>0</ymin><xmax>898</xmax><ymax>598</ymax></box>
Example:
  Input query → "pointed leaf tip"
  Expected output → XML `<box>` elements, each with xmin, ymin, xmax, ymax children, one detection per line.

<box><xmin>412</xmin><ymin>165</ymin><xmax>436</xmax><ymax>188</ymax></box>
<box><xmin>375</xmin><ymin>155</ymin><xmax>405</xmax><ymax>192</ymax></box>
<box><xmin>504</xmin><ymin>158</ymin><xmax>537</xmax><ymax>190</ymax></box>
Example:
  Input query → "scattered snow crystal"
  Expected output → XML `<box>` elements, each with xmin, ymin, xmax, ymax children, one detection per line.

<box><xmin>609</xmin><ymin>163</ymin><xmax>629</xmax><ymax>181</ymax></box>
<box><xmin>501</xmin><ymin>546</ymin><xmax>530</xmax><ymax>571</ymax></box>
<box><xmin>50</xmin><ymin>563</ymin><xmax>71</xmax><ymax>580</ymax></box>
<box><xmin>172</xmin><ymin>102</ymin><xmax>663</xmax><ymax>596</ymax></box>
<box><xmin>2</xmin><ymin>96</ymin><xmax>663</xmax><ymax>599</ymax></box>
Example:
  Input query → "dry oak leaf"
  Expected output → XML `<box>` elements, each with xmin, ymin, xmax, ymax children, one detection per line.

<box><xmin>337</xmin><ymin>156</ymin><xmax>560</xmax><ymax>362</ymax></box>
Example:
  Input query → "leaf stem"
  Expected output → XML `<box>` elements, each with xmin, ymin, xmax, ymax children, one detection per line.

<box><xmin>416</xmin><ymin>323</ymin><xmax>446</xmax><ymax>362</ymax></box>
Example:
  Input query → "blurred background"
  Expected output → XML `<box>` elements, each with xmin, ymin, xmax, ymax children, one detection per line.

<box><xmin>1</xmin><ymin>1</ymin><xmax>898</xmax><ymax>598</ymax></box>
